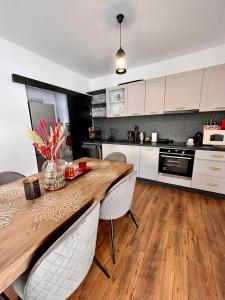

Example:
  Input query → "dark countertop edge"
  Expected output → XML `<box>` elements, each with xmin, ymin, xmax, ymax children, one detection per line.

<box><xmin>82</xmin><ymin>140</ymin><xmax>225</xmax><ymax>152</ymax></box>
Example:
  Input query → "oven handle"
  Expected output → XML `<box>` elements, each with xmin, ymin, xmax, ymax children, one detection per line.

<box><xmin>160</xmin><ymin>155</ymin><xmax>192</xmax><ymax>160</ymax></box>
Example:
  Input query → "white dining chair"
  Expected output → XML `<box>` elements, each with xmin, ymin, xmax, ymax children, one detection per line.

<box><xmin>12</xmin><ymin>202</ymin><xmax>109</xmax><ymax>300</ymax></box>
<box><xmin>104</xmin><ymin>152</ymin><xmax>127</xmax><ymax>163</ymax></box>
<box><xmin>0</xmin><ymin>171</ymin><xmax>25</xmax><ymax>186</ymax></box>
<box><xmin>100</xmin><ymin>171</ymin><xmax>138</xmax><ymax>264</ymax></box>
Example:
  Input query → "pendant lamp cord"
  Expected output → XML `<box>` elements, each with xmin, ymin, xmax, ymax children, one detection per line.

<box><xmin>120</xmin><ymin>22</ymin><xmax>121</xmax><ymax>48</ymax></box>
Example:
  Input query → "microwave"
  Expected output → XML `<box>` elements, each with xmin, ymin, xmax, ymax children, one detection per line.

<box><xmin>203</xmin><ymin>130</ymin><xmax>225</xmax><ymax>145</ymax></box>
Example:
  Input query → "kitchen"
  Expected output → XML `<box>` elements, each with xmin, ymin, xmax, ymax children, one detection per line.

<box><xmin>83</xmin><ymin>64</ymin><xmax>225</xmax><ymax>196</ymax></box>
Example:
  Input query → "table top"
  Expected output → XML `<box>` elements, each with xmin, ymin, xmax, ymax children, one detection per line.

<box><xmin>0</xmin><ymin>157</ymin><xmax>133</xmax><ymax>292</ymax></box>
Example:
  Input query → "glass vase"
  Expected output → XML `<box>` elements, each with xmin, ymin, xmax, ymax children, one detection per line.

<box><xmin>42</xmin><ymin>159</ymin><xmax>67</xmax><ymax>191</ymax></box>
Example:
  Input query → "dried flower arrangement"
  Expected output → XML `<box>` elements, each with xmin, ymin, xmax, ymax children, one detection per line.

<box><xmin>27</xmin><ymin>120</ymin><xmax>65</xmax><ymax>162</ymax></box>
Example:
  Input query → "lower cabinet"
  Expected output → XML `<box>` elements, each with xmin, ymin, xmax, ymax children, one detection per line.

<box><xmin>102</xmin><ymin>144</ymin><xmax>141</xmax><ymax>176</ymax></box>
<box><xmin>192</xmin><ymin>150</ymin><xmax>225</xmax><ymax>194</ymax></box>
<box><xmin>102</xmin><ymin>144</ymin><xmax>124</xmax><ymax>159</ymax></box>
<box><xmin>123</xmin><ymin>145</ymin><xmax>140</xmax><ymax>176</ymax></box>
<box><xmin>139</xmin><ymin>147</ymin><xmax>159</xmax><ymax>180</ymax></box>
<box><xmin>102</xmin><ymin>144</ymin><xmax>159</xmax><ymax>178</ymax></box>
<box><xmin>192</xmin><ymin>174</ymin><xmax>225</xmax><ymax>194</ymax></box>
<box><xmin>102</xmin><ymin>144</ymin><xmax>225</xmax><ymax>194</ymax></box>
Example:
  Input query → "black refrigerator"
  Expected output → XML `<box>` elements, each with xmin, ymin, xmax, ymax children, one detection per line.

<box><xmin>67</xmin><ymin>94</ymin><xmax>92</xmax><ymax>159</ymax></box>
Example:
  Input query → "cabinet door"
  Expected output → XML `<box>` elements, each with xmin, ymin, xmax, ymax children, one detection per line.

<box><xmin>192</xmin><ymin>174</ymin><xmax>225</xmax><ymax>194</ymax></box>
<box><xmin>145</xmin><ymin>77</ymin><xmax>165</xmax><ymax>115</ymax></box>
<box><xmin>127</xmin><ymin>81</ymin><xmax>145</xmax><ymax>116</ymax></box>
<box><xmin>200</xmin><ymin>64</ymin><xmax>225</xmax><ymax>112</ymax></box>
<box><xmin>139</xmin><ymin>147</ymin><xmax>159</xmax><ymax>180</ymax></box>
<box><xmin>123</xmin><ymin>145</ymin><xmax>140</xmax><ymax>176</ymax></box>
<box><xmin>106</xmin><ymin>85</ymin><xmax>128</xmax><ymax>117</ymax></box>
<box><xmin>164</xmin><ymin>69</ymin><xmax>203</xmax><ymax>112</ymax></box>
<box><xmin>102</xmin><ymin>144</ymin><xmax>124</xmax><ymax>159</ymax></box>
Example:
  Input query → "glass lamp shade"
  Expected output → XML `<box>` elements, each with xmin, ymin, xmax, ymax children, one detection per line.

<box><xmin>116</xmin><ymin>48</ymin><xmax>126</xmax><ymax>74</ymax></box>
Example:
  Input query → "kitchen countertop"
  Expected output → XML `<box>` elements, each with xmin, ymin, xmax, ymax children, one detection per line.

<box><xmin>82</xmin><ymin>140</ymin><xmax>225</xmax><ymax>152</ymax></box>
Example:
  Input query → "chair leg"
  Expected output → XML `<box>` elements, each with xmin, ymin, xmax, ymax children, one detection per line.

<box><xmin>0</xmin><ymin>293</ymin><xmax>10</xmax><ymax>300</ymax></box>
<box><xmin>128</xmin><ymin>209</ymin><xmax>139</xmax><ymax>229</ymax></box>
<box><xmin>93</xmin><ymin>256</ymin><xmax>110</xmax><ymax>278</ymax></box>
<box><xmin>109</xmin><ymin>220</ymin><xmax>116</xmax><ymax>264</ymax></box>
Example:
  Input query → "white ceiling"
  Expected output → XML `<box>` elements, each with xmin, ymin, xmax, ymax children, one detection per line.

<box><xmin>0</xmin><ymin>0</ymin><xmax>225</xmax><ymax>78</ymax></box>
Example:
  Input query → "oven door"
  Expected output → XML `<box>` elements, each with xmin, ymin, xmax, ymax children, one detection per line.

<box><xmin>158</xmin><ymin>154</ymin><xmax>194</xmax><ymax>177</ymax></box>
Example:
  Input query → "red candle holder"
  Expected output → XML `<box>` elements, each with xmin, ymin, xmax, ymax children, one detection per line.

<box><xmin>65</xmin><ymin>164</ymin><xmax>75</xmax><ymax>178</ymax></box>
<box><xmin>79</xmin><ymin>162</ymin><xmax>86</xmax><ymax>172</ymax></box>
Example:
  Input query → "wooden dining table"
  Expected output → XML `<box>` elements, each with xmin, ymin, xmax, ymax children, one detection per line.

<box><xmin>0</xmin><ymin>157</ymin><xmax>133</xmax><ymax>293</ymax></box>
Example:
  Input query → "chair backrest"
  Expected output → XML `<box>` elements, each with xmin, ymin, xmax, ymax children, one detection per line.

<box><xmin>100</xmin><ymin>171</ymin><xmax>137</xmax><ymax>220</ymax></box>
<box><xmin>104</xmin><ymin>152</ymin><xmax>127</xmax><ymax>163</ymax></box>
<box><xmin>24</xmin><ymin>202</ymin><xmax>100</xmax><ymax>300</ymax></box>
<box><xmin>0</xmin><ymin>171</ymin><xmax>25</xmax><ymax>186</ymax></box>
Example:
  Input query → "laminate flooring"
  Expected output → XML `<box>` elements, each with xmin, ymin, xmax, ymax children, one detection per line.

<box><xmin>5</xmin><ymin>180</ymin><xmax>225</xmax><ymax>299</ymax></box>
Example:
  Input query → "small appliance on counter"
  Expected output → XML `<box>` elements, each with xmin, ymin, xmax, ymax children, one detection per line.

<box><xmin>134</xmin><ymin>125</ymin><xmax>139</xmax><ymax>143</ymax></box>
<box><xmin>186</xmin><ymin>137</ymin><xmax>194</xmax><ymax>146</ymax></box>
<box><xmin>151</xmin><ymin>132</ymin><xmax>158</xmax><ymax>143</ymax></box>
<box><xmin>144</xmin><ymin>136</ymin><xmax>151</xmax><ymax>142</ymax></box>
<box><xmin>194</xmin><ymin>132</ymin><xmax>203</xmax><ymax>146</ymax></box>
<box><xmin>139</xmin><ymin>131</ymin><xmax>145</xmax><ymax>142</ymax></box>
<box><xmin>88</xmin><ymin>127</ymin><xmax>102</xmax><ymax>141</ymax></box>
<box><xmin>203</xmin><ymin>125</ymin><xmax>225</xmax><ymax>146</ymax></box>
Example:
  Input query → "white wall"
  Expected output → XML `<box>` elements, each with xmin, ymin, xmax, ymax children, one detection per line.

<box><xmin>91</xmin><ymin>44</ymin><xmax>225</xmax><ymax>90</ymax></box>
<box><xmin>0</xmin><ymin>37</ymin><xmax>91</xmax><ymax>176</ymax></box>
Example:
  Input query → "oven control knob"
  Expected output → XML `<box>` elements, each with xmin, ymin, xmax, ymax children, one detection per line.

<box><xmin>182</xmin><ymin>151</ymin><xmax>185</xmax><ymax>154</ymax></box>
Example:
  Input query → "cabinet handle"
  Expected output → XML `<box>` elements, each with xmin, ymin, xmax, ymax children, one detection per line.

<box><xmin>215</xmin><ymin>106</ymin><xmax>225</xmax><ymax>110</ymax></box>
<box><xmin>209</xmin><ymin>166</ymin><xmax>221</xmax><ymax>171</ymax></box>
<box><xmin>132</xmin><ymin>113</ymin><xmax>140</xmax><ymax>115</ymax></box>
<box><xmin>176</xmin><ymin>106</ymin><xmax>186</xmax><ymax>110</ymax></box>
<box><xmin>211</xmin><ymin>154</ymin><xmax>224</xmax><ymax>159</ymax></box>
<box><xmin>113</xmin><ymin>114</ymin><xmax>120</xmax><ymax>117</ymax></box>
<box><xmin>150</xmin><ymin>111</ymin><xmax>159</xmax><ymax>114</ymax></box>
<box><xmin>207</xmin><ymin>182</ymin><xmax>219</xmax><ymax>187</ymax></box>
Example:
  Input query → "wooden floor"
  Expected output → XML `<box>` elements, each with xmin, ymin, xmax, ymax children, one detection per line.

<box><xmin>5</xmin><ymin>180</ymin><xmax>225</xmax><ymax>299</ymax></box>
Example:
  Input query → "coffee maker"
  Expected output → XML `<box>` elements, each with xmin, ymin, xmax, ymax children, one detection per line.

<box><xmin>194</xmin><ymin>132</ymin><xmax>203</xmax><ymax>146</ymax></box>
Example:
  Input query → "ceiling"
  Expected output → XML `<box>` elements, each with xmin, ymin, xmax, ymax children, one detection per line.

<box><xmin>0</xmin><ymin>0</ymin><xmax>225</xmax><ymax>78</ymax></box>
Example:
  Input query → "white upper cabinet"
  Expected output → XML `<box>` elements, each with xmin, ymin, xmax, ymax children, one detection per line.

<box><xmin>127</xmin><ymin>81</ymin><xmax>145</xmax><ymax>116</ymax></box>
<box><xmin>106</xmin><ymin>85</ymin><xmax>128</xmax><ymax>117</ymax></box>
<box><xmin>145</xmin><ymin>77</ymin><xmax>165</xmax><ymax>115</ymax></box>
<box><xmin>200</xmin><ymin>64</ymin><xmax>225</xmax><ymax>112</ymax></box>
<box><xmin>164</xmin><ymin>69</ymin><xmax>203</xmax><ymax>112</ymax></box>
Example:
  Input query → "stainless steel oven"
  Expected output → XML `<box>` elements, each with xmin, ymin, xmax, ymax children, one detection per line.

<box><xmin>158</xmin><ymin>148</ymin><xmax>195</xmax><ymax>178</ymax></box>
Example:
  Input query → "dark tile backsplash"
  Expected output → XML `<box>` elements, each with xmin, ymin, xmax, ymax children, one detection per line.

<box><xmin>94</xmin><ymin>111</ymin><xmax>225</xmax><ymax>142</ymax></box>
